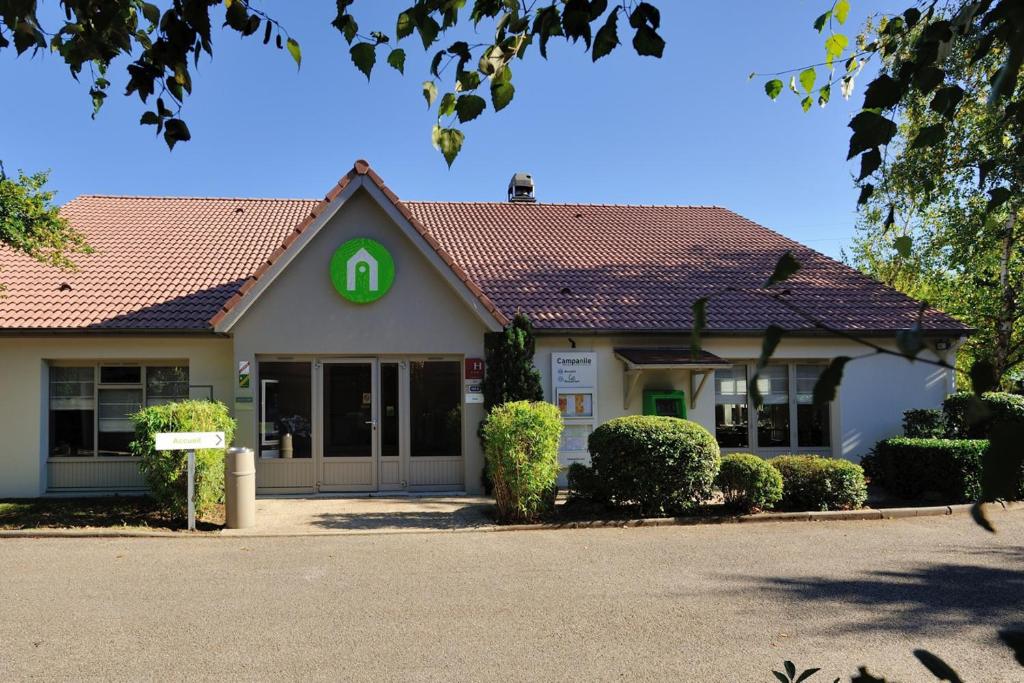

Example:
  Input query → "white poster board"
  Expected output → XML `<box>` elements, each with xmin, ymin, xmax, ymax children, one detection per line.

<box><xmin>551</xmin><ymin>352</ymin><xmax>597</xmax><ymax>468</ymax></box>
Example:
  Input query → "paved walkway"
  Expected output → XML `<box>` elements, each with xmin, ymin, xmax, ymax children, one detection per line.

<box><xmin>1</xmin><ymin>513</ymin><xmax>1022</xmax><ymax>681</ymax></box>
<box><xmin>223</xmin><ymin>495</ymin><xmax>496</xmax><ymax>535</ymax></box>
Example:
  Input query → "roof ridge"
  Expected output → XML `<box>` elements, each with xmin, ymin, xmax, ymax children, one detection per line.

<box><xmin>403</xmin><ymin>200</ymin><xmax>727</xmax><ymax>208</ymax></box>
<box><xmin>70</xmin><ymin>194</ymin><xmax>319</xmax><ymax>202</ymax></box>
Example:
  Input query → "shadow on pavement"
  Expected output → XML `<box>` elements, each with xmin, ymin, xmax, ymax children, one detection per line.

<box><xmin>310</xmin><ymin>508</ymin><xmax>492</xmax><ymax>530</ymax></box>
<box><xmin>748</xmin><ymin>554</ymin><xmax>1024</xmax><ymax>638</ymax></box>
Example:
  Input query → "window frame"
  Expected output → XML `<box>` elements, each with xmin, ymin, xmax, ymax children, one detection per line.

<box><xmin>47</xmin><ymin>361</ymin><xmax>190</xmax><ymax>460</ymax></box>
<box><xmin>715</xmin><ymin>360</ymin><xmax>836</xmax><ymax>456</ymax></box>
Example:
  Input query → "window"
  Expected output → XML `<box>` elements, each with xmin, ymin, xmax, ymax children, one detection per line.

<box><xmin>714</xmin><ymin>366</ymin><xmax>749</xmax><ymax>448</ymax></box>
<box><xmin>756</xmin><ymin>365</ymin><xmax>790</xmax><ymax>448</ymax></box>
<box><xmin>410</xmin><ymin>360</ymin><xmax>462</xmax><ymax>458</ymax></box>
<box><xmin>796</xmin><ymin>364</ymin><xmax>831</xmax><ymax>447</ymax></box>
<box><xmin>48</xmin><ymin>364</ymin><xmax>188</xmax><ymax>457</ymax></box>
<box><xmin>259</xmin><ymin>361</ymin><xmax>312</xmax><ymax>459</ymax></box>
<box><xmin>49</xmin><ymin>367</ymin><xmax>95</xmax><ymax>457</ymax></box>
<box><xmin>380</xmin><ymin>363</ymin><xmax>400</xmax><ymax>458</ymax></box>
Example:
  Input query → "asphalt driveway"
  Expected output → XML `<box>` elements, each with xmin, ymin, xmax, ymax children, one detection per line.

<box><xmin>1</xmin><ymin>513</ymin><xmax>1021</xmax><ymax>682</ymax></box>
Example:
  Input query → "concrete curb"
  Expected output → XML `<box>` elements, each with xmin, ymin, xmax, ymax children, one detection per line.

<box><xmin>0</xmin><ymin>500</ymin><xmax>1017</xmax><ymax>539</ymax></box>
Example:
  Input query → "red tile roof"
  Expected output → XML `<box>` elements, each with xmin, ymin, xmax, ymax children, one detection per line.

<box><xmin>0</xmin><ymin>161</ymin><xmax>968</xmax><ymax>335</ymax></box>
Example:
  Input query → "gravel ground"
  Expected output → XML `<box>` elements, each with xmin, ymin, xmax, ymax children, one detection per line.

<box><xmin>0</xmin><ymin>513</ymin><xmax>1021</xmax><ymax>682</ymax></box>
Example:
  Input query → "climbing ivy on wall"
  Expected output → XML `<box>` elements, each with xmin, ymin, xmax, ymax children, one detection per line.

<box><xmin>482</xmin><ymin>312</ymin><xmax>545</xmax><ymax>411</ymax></box>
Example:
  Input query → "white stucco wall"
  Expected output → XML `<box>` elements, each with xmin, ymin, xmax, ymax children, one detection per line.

<box><xmin>535</xmin><ymin>334</ymin><xmax>957</xmax><ymax>462</ymax></box>
<box><xmin>0</xmin><ymin>335</ymin><xmax>232</xmax><ymax>497</ymax></box>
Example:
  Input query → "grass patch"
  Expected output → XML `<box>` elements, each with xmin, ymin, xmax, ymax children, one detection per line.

<box><xmin>0</xmin><ymin>497</ymin><xmax>224</xmax><ymax>531</ymax></box>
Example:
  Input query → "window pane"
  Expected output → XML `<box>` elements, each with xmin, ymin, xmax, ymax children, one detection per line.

<box><xmin>146</xmin><ymin>366</ymin><xmax>190</xmax><ymax>406</ymax></box>
<box><xmin>323</xmin><ymin>363</ymin><xmax>372</xmax><ymax>458</ymax></box>
<box><xmin>715</xmin><ymin>403</ymin><xmax>749</xmax><ymax>447</ymax></box>
<box><xmin>798</xmin><ymin>403</ymin><xmax>831</xmax><ymax>447</ymax></box>
<box><xmin>50</xmin><ymin>367</ymin><xmax>95</xmax><ymax>457</ymax></box>
<box><xmin>259</xmin><ymin>362</ymin><xmax>312</xmax><ymax>458</ymax></box>
<box><xmin>99</xmin><ymin>365</ymin><xmax>141</xmax><ymax>384</ymax></box>
<box><xmin>796</xmin><ymin>365</ymin><xmax>824</xmax><ymax>405</ymax></box>
<box><xmin>98</xmin><ymin>388</ymin><xmax>142</xmax><ymax>455</ymax></box>
<box><xmin>755</xmin><ymin>365</ymin><xmax>789</xmax><ymax>405</ymax></box>
<box><xmin>380</xmin><ymin>363</ymin><xmax>400</xmax><ymax>458</ymax></box>
<box><xmin>757</xmin><ymin>403</ymin><xmax>791</xmax><ymax>448</ymax></box>
<box><xmin>410</xmin><ymin>361</ymin><xmax>462</xmax><ymax>458</ymax></box>
<box><xmin>715</xmin><ymin>366</ymin><xmax>747</xmax><ymax>401</ymax></box>
<box><xmin>715</xmin><ymin>367</ymin><xmax>749</xmax><ymax>447</ymax></box>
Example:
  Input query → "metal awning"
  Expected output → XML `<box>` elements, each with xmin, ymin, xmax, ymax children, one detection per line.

<box><xmin>613</xmin><ymin>347</ymin><xmax>731</xmax><ymax>410</ymax></box>
<box><xmin>613</xmin><ymin>347</ymin><xmax>731</xmax><ymax>370</ymax></box>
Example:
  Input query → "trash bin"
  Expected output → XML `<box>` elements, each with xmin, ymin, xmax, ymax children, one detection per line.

<box><xmin>225</xmin><ymin>447</ymin><xmax>256</xmax><ymax>529</ymax></box>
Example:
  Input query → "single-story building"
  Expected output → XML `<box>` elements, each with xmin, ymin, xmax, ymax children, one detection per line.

<box><xmin>0</xmin><ymin>160</ymin><xmax>968</xmax><ymax>497</ymax></box>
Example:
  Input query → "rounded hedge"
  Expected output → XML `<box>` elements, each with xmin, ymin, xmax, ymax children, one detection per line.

<box><xmin>769</xmin><ymin>455</ymin><xmax>867</xmax><ymax>511</ymax></box>
<box><xmin>587</xmin><ymin>415</ymin><xmax>720</xmax><ymax>516</ymax></box>
<box><xmin>943</xmin><ymin>392</ymin><xmax>1024</xmax><ymax>439</ymax></box>
<box><xmin>482</xmin><ymin>400</ymin><xmax>562</xmax><ymax>523</ymax></box>
<box><xmin>130</xmin><ymin>400</ymin><xmax>236</xmax><ymax>521</ymax></box>
<box><xmin>715</xmin><ymin>453</ymin><xmax>784</xmax><ymax>512</ymax></box>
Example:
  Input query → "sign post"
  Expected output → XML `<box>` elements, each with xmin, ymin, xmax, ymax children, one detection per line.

<box><xmin>154</xmin><ymin>431</ymin><xmax>225</xmax><ymax>532</ymax></box>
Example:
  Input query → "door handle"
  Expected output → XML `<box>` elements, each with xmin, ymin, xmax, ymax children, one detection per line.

<box><xmin>365</xmin><ymin>420</ymin><xmax>377</xmax><ymax>429</ymax></box>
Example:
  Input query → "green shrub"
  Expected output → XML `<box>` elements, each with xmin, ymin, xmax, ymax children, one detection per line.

<box><xmin>482</xmin><ymin>400</ymin><xmax>562</xmax><ymax>523</ymax></box>
<box><xmin>902</xmin><ymin>409</ymin><xmax>945</xmax><ymax>438</ymax></box>
<box><xmin>769</xmin><ymin>455</ymin><xmax>867</xmax><ymax>511</ymax></box>
<box><xmin>586</xmin><ymin>416</ymin><xmax>720</xmax><ymax>516</ymax></box>
<box><xmin>130</xmin><ymin>400</ymin><xmax>236</xmax><ymax>520</ymax></box>
<box><xmin>868</xmin><ymin>437</ymin><xmax>1017</xmax><ymax>503</ymax></box>
<box><xmin>715</xmin><ymin>453</ymin><xmax>784</xmax><ymax>512</ymax></box>
<box><xmin>943</xmin><ymin>392</ymin><xmax>1024</xmax><ymax>439</ymax></box>
<box><xmin>566</xmin><ymin>462</ymin><xmax>609</xmax><ymax>505</ymax></box>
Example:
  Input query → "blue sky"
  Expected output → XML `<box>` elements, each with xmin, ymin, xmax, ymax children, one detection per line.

<box><xmin>1</xmin><ymin>2</ymin><xmax>902</xmax><ymax>259</ymax></box>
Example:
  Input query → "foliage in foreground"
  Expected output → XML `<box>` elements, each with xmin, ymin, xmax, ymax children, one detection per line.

<box><xmin>130</xmin><ymin>400</ymin><xmax>235</xmax><ymax>520</ymax></box>
<box><xmin>581</xmin><ymin>416</ymin><xmax>720</xmax><ymax>516</ymax></box>
<box><xmin>482</xmin><ymin>400</ymin><xmax>562</xmax><ymax>523</ymax></box>
<box><xmin>943</xmin><ymin>391</ymin><xmax>1024</xmax><ymax>439</ymax></box>
<box><xmin>769</xmin><ymin>455</ymin><xmax>867</xmax><ymax>512</ymax></box>
<box><xmin>715</xmin><ymin>453</ymin><xmax>783</xmax><ymax>513</ymax></box>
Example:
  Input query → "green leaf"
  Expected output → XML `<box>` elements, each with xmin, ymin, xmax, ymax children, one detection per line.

<box><xmin>690</xmin><ymin>297</ymin><xmax>708</xmax><ymax>360</ymax></box>
<box><xmin>824</xmin><ymin>33</ymin><xmax>848</xmax><ymax>65</ymax></box>
<box><xmin>162</xmin><ymin>118</ymin><xmax>191</xmax><ymax>150</ymax></box>
<box><xmin>847</xmin><ymin>111</ymin><xmax>897</xmax><ymax>159</ymax></box>
<box><xmin>350</xmin><ymin>42</ymin><xmax>376</xmax><ymax>80</ymax></box>
<box><xmin>632</xmin><ymin>25</ymin><xmax>664</xmax><ymax>57</ymax></box>
<box><xmin>896</xmin><ymin>324</ymin><xmax>924</xmax><ymax>359</ymax></box>
<box><xmin>894</xmin><ymin>235</ymin><xmax>912</xmax><ymax>258</ymax></box>
<box><xmin>772</xmin><ymin>672</ymin><xmax>789</xmax><ymax>683</ymax></box>
<box><xmin>857</xmin><ymin>147</ymin><xmax>881</xmax><ymax>181</ymax></box>
<box><xmin>140</xmin><ymin>2</ymin><xmax>160</xmax><ymax>25</ymax></box>
<box><xmin>813</xmin><ymin>10</ymin><xmax>832</xmax><ymax>33</ymax></box>
<box><xmin>813</xmin><ymin>356</ymin><xmax>850</xmax><ymax>405</ymax></box>
<box><xmin>417</xmin><ymin>15</ymin><xmax>441</xmax><ymax>50</ymax></box>
<box><xmin>592</xmin><ymin>9</ymin><xmax>619</xmax><ymax>61</ymax></box>
<box><xmin>456</xmin><ymin>71</ymin><xmax>482</xmax><ymax>92</ymax></box>
<box><xmin>818</xmin><ymin>84</ymin><xmax>831</xmax><ymax>107</ymax></box>
<box><xmin>795</xmin><ymin>669</ymin><xmax>821</xmax><ymax>683</ymax></box>
<box><xmin>862</xmin><ymin>75</ymin><xmax>902</xmax><ymax>109</ymax></box>
<box><xmin>386</xmin><ymin>48</ymin><xmax>406</xmax><ymax>74</ymax></box>
<box><xmin>784</xmin><ymin>660</ymin><xmax>796</xmax><ymax>679</ymax></box>
<box><xmin>834</xmin><ymin>0</ymin><xmax>851</xmax><ymax>24</ymax></box>
<box><xmin>857</xmin><ymin>183</ymin><xmax>874</xmax><ymax>206</ymax></box>
<box><xmin>765</xmin><ymin>250</ymin><xmax>801</xmax><ymax>287</ymax></box>
<box><xmin>139</xmin><ymin>111</ymin><xmax>160</xmax><ymax>126</ymax></box>
<box><xmin>929</xmin><ymin>85</ymin><xmax>964</xmax><ymax>119</ymax></box>
<box><xmin>801</xmin><ymin>95</ymin><xmax>813</xmax><ymax>112</ymax></box>
<box><xmin>912</xmin><ymin>650</ymin><xmax>963</xmax><ymax>683</ymax></box>
<box><xmin>432</xmin><ymin>125</ymin><xmax>465</xmax><ymax>167</ymax></box>
<box><xmin>286</xmin><ymin>37</ymin><xmax>301</xmax><ymax>69</ymax></box>
<box><xmin>910</xmin><ymin>122</ymin><xmax>947</xmax><ymax>149</ymax></box>
<box><xmin>987</xmin><ymin>187</ymin><xmax>1011</xmax><ymax>212</ymax></box>
<box><xmin>438</xmin><ymin>92</ymin><xmax>457</xmax><ymax>117</ymax></box>
<box><xmin>422</xmin><ymin>80</ymin><xmax>438</xmax><ymax>108</ymax></box>
<box><xmin>491</xmin><ymin>65</ymin><xmax>514</xmax><ymax>111</ymax></box>
<box><xmin>396</xmin><ymin>11</ymin><xmax>415</xmax><ymax>40</ymax></box>
<box><xmin>764</xmin><ymin>79</ymin><xmax>783</xmax><ymax>100</ymax></box>
<box><xmin>799</xmin><ymin>67</ymin><xmax>816</xmax><ymax>94</ymax></box>
<box><xmin>455</xmin><ymin>94</ymin><xmax>486</xmax><ymax>123</ymax></box>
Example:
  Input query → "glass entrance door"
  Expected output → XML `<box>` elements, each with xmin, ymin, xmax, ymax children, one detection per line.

<box><xmin>320</xmin><ymin>360</ymin><xmax>377</xmax><ymax>491</ymax></box>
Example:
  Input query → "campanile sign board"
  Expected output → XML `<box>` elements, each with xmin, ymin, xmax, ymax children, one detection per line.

<box><xmin>551</xmin><ymin>352</ymin><xmax>598</xmax><ymax>468</ymax></box>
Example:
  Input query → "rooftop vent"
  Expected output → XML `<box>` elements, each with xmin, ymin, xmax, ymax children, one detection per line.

<box><xmin>507</xmin><ymin>172</ymin><xmax>536</xmax><ymax>203</ymax></box>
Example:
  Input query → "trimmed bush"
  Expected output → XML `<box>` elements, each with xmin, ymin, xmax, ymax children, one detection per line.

<box><xmin>586</xmin><ymin>416</ymin><xmax>720</xmax><ymax>516</ymax></box>
<box><xmin>943</xmin><ymin>392</ymin><xmax>1024</xmax><ymax>439</ymax></box>
<box><xmin>769</xmin><ymin>455</ymin><xmax>867</xmax><ymax>511</ymax></box>
<box><xmin>482</xmin><ymin>400</ymin><xmax>562</xmax><ymax>523</ymax></box>
<box><xmin>902</xmin><ymin>409</ymin><xmax>945</xmax><ymax>438</ymax></box>
<box><xmin>715</xmin><ymin>453</ymin><xmax>784</xmax><ymax>512</ymax></box>
<box><xmin>130</xmin><ymin>400</ymin><xmax>236</xmax><ymax>520</ymax></box>
<box><xmin>869</xmin><ymin>438</ymin><xmax>999</xmax><ymax>503</ymax></box>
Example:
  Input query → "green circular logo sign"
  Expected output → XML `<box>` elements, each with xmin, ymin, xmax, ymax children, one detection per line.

<box><xmin>329</xmin><ymin>238</ymin><xmax>395</xmax><ymax>304</ymax></box>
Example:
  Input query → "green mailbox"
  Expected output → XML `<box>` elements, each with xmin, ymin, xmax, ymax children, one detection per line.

<box><xmin>642</xmin><ymin>390</ymin><xmax>687</xmax><ymax>418</ymax></box>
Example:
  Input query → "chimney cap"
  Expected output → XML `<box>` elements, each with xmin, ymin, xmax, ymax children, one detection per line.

<box><xmin>507</xmin><ymin>172</ymin><xmax>536</xmax><ymax>203</ymax></box>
